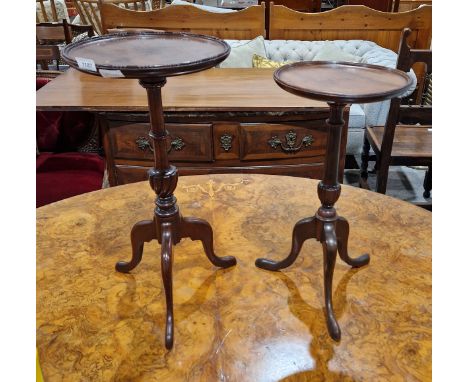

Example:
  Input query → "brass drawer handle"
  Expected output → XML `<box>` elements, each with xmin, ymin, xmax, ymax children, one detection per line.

<box><xmin>268</xmin><ymin>130</ymin><xmax>314</xmax><ymax>153</ymax></box>
<box><xmin>220</xmin><ymin>133</ymin><xmax>233</xmax><ymax>151</ymax></box>
<box><xmin>136</xmin><ymin>135</ymin><xmax>186</xmax><ymax>153</ymax></box>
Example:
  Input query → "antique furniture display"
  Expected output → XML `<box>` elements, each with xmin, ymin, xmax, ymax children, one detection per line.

<box><xmin>360</xmin><ymin>28</ymin><xmax>432</xmax><ymax>202</ymax></box>
<box><xmin>256</xmin><ymin>61</ymin><xmax>412</xmax><ymax>341</ymax></box>
<box><xmin>62</xmin><ymin>31</ymin><xmax>237</xmax><ymax>349</ymax></box>
<box><xmin>37</xmin><ymin>174</ymin><xmax>432</xmax><ymax>381</ymax></box>
<box><xmin>36</xmin><ymin>68</ymin><xmax>348</xmax><ymax>183</ymax></box>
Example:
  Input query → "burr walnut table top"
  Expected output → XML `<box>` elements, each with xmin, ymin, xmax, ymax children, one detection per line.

<box><xmin>36</xmin><ymin>174</ymin><xmax>431</xmax><ymax>382</ymax></box>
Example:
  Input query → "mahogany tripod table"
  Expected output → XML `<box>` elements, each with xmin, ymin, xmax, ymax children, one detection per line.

<box><xmin>256</xmin><ymin>62</ymin><xmax>412</xmax><ymax>341</ymax></box>
<box><xmin>62</xmin><ymin>31</ymin><xmax>235</xmax><ymax>349</ymax></box>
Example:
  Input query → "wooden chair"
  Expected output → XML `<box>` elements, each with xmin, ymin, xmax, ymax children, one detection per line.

<box><xmin>360</xmin><ymin>28</ymin><xmax>432</xmax><ymax>201</ymax></box>
<box><xmin>37</xmin><ymin>19</ymin><xmax>94</xmax><ymax>44</ymax></box>
<box><xmin>37</xmin><ymin>45</ymin><xmax>61</xmax><ymax>70</ymax></box>
<box><xmin>37</xmin><ymin>0</ymin><xmax>59</xmax><ymax>22</ymax></box>
<box><xmin>37</xmin><ymin>20</ymin><xmax>94</xmax><ymax>70</ymax></box>
<box><xmin>74</xmin><ymin>0</ymin><xmax>161</xmax><ymax>35</ymax></box>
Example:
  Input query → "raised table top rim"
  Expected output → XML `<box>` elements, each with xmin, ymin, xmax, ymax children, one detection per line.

<box><xmin>62</xmin><ymin>31</ymin><xmax>231</xmax><ymax>79</ymax></box>
<box><xmin>274</xmin><ymin>61</ymin><xmax>413</xmax><ymax>104</ymax></box>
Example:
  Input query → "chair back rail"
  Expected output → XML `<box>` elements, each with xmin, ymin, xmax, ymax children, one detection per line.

<box><xmin>74</xmin><ymin>0</ymin><xmax>102</xmax><ymax>34</ymax></box>
<box><xmin>36</xmin><ymin>44</ymin><xmax>62</xmax><ymax>70</ymax></box>
<box><xmin>37</xmin><ymin>20</ymin><xmax>95</xmax><ymax>44</ymax></box>
<box><xmin>37</xmin><ymin>22</ymin><xmax>70</xmax><ymax>43</ymax></box>
<box><xmin>37</xmin><ymin>0</ymin><xmax>59</xmax><ymax>22</ymax></box>
<box><xmin>101</xmin><ymin>3</ymin><xmax>266</xmax><ymax>39</ymax></box>
<box><xmin>268</xmin><ymin>4</ymin><xmax>432</xmax><ymax>52</ymax></box>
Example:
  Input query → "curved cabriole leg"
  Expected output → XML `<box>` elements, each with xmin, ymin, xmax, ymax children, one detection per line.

<box><xmin>255</xmin><ymin>216</ymin><xmax>317</xmax><ymax>271</ymax></box>
<box><xmin>322</xmin><ymin>222</ymin><xmax>341</xmax><ymax>341</ymax></box>
<box><xmin>181</xmin><ymin>216</ymin><xmax>236</xmax><ymax>268</ymax></box>
<box><xmin>336</xmin><ymin>217</ymin><xmax>370</xmax><ymax>268</ymax></box>
<box><xmin>116</xmin><ymin>219</ymin><xmax>156</xmax><ymax>273</ymax></box>
<box><xmin>160</xmin><ymin>223</ymin><xmax>174</xmax><ymax>350</ymax></box>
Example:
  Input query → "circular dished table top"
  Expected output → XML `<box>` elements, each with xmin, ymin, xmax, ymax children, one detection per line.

<box><xmin>274</xmin><ymin>61</ymin><xmax>413</xmax><ymax>103</ymax></box>
<box><xmin>61</xmin><ymin>31</ymin><xmax>231</xmax><ymax>78</ymax></box>
<box><xmin>36</xmin><ymin>174</ymin><xmax>431</xmax><ymax>382</ymax></box>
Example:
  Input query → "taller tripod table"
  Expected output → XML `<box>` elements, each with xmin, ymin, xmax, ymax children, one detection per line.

<box><xmin>256</xmin><ymin>61</ymin><xmax>412</xmax><ymax>341</ymax></box>
<box><xmin>62</xmin><ymin>31</ymin><xmax>236</xmax><ymax>350</ymax></box>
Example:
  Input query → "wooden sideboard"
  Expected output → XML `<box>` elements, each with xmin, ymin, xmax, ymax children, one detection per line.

<box><xmin>36</xmin><ymin>68</ymin><xmax>349</xmax><ymax>186</ymax></box>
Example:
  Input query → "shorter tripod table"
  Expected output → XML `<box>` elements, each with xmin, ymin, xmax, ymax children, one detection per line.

<box><xmin>256</xmin><ymin>62</ymin><xmax>412</xmax><ymax>340</ymax></box>
<box><xmin>62</xmin><ymin>31</ymin><xmax>236</xmax><ymax>349</ymax></box>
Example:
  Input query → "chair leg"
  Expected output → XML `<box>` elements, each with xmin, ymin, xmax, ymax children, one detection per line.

<box><xmin>423</xmin><ymin>165</ymin><xmax>432</xmax><ymax>198</ymax></box>
<box><xmin>359</xmin><ymin>132</ymin><xmax>372</xmax><ymax>189</ymax></box>
<box><xmin>360</xmin><ymin>133</ymin><xmax>371</xmax><ymax>180</ymax></box>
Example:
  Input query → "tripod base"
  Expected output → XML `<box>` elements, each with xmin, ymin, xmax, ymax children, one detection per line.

<box><xmin>255</xmin><ymin>215</ymin><xmax>369</xmax><ymax>341</ymax></box>
<box><xmin>116</xmin><ymin>213</ymin><xmax>236</xmax><ymax>349</ymax></box>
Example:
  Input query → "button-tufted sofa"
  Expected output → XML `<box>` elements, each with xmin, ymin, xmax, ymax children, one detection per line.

<box><xmin>224</xmin><ymin>38</ymin><xmax>417</xmax><ymax>156</ymax></box>
<box><xmin>167</xmin><ymin>1</ymin><xmax>419</xmax><ymax>157</ymax></box>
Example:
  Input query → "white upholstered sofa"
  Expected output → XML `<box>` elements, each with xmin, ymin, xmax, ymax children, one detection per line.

<box><xmin>224</xmin><ymin>38</ymin><xmax>417</xmax><ymax>156</ymax></box>
<box><xmin>170</xmin><ymin>0</ymin><xmax>417</xmax><ymax>156</ymax></box>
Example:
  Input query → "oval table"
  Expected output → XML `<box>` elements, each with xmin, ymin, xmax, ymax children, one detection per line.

<box><xmin>37</xmin><ymin>174</ymin><xmax>431</xmax><ymax>382</ymax></box>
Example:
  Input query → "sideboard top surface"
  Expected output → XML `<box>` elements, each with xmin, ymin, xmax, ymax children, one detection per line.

<box><xmin>36</xmin><ymin>68</ymin><xmax>329</xmax><ymax>112</ymax></box>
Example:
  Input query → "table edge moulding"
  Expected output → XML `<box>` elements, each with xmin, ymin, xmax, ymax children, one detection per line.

<box><xmin>255</xmin><ymin>61</ymin><xmax>412</xmax><ymax>341</ymax></box>
<box><xmin>62</xmin><ymin>30</ymin><xmax>236</xmax><ymax>350</ymax></box>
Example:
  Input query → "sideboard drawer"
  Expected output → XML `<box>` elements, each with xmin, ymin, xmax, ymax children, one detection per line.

<box><xmin>239</xmin><ymin>122</ymin><xmax>328</xmax><ymax>161</ymax></box>
<box><xmin>109</xmin><ymin>123</ymin><xmax>213</xmax><ymax>162</ymax></box>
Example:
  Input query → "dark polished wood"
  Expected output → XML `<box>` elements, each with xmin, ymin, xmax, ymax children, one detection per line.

<box><xmin>37</xmin><ymin>175</ymin><xmax>432</xmax><ymax>381</ymax></box>
<box><xmin>36</xmin><ymin>68</ymin><xmax>348</xmax><ymax>182</ymax></box>
<box><xmin>360</xmin><ymin>28</ymin><xmax>432</xmax><ymax>200</ymax></box>
<box><xmin>256</xmin><ymin>61</ymin><xmax>412</xmax><ymax>341</ymax></box>
<box><xmin>62</xmin><ymin>31</ymin><xmax>234</xmax><ymax>350</ymax></box>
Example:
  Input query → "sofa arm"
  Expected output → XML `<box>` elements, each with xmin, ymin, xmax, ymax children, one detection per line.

<box><xmin>359</xmin><ymin>46</ymin><xmax>417</xmax><ymax>127</ymax></box>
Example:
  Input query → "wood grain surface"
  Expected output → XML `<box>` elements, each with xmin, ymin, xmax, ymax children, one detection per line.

<box><xmin>101</xmin><ymin>3</ymin><xmax>266</xmax><ymax>39</ymax></box>
<box><xmin>37</xmin><ymin>174</ymin><xmax>431</xmax><ymax>381</ymax></box>
<box><xmin>35</xmin><ymin>68</ymin><xmax>328</xmax><ymax>112</ymax></box>
<box><xmin>269</xmin><ymin>4</ymin><xmax>432</xmax><ymax>52</ymax></box>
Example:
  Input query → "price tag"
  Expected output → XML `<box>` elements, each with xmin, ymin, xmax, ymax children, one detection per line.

<box><xmin>76</xmin><ymin>57</ymin><xmax>97</xmax><ymax>72</ymax></box>
<box><xmin>99</xmin><ymin>69</ymin><xmax>125</xmax><ymax>78</ymax></box>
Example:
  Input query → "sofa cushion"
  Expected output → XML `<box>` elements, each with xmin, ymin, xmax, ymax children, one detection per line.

<box><xmin>220</xmin><ymin>36</ymin><xmax>267</xmax><ymax>68</ymax></box>
<box><xmin>252</xmin><ymin>54</ymin><xmax>292</xmax><ymax>68</ymax></box>
<box><xmin>313</xmin><ymin>42</ymin><xmax>362</xmax><ymax>63</ymax></box>
<box><xmin>36</xmin><ymin>152</ymin><xmax>105</xmax><ymax>208</ymax></box>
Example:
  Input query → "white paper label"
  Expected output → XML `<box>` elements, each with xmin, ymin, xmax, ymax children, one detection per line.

<box><xmin>76</xmin><ymin>57</ymin><xmax>97</xmax><ymax>72</ymax></box>
<box><xmin>99</xmin><ymin>69</ymin><xmax>125</xmax><ymax>78</ymax></box>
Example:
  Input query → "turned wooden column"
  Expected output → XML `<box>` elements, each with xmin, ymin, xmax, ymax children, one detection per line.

<box><xmin>256</xmin><ymin>61</ymin><xmax>412</xmax><ymax>341</ymax></box>
<box><xmin>62</xmin><ymin>31</ymin><xmax>235</xmax><ymax>350</ymax></box>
